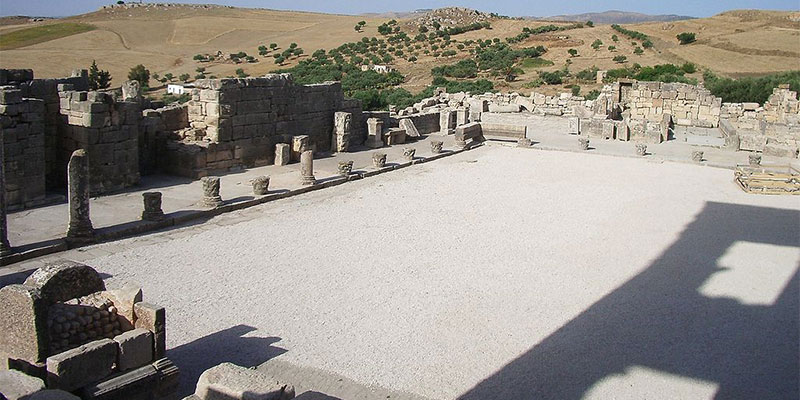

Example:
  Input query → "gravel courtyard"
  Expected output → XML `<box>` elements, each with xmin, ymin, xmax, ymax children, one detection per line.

<box><xmin>84</xmin><ymin>145</ymin><xmax>799</xmax><ymax>399</ymax></box>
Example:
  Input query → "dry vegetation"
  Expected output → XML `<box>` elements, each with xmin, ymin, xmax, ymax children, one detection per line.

<box><xmin>0</xmin><ymin>5</ymin><xmax>797</xmax><ymax>97</ymax></box>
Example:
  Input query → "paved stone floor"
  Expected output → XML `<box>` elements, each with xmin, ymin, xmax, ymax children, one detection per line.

<box><xmin>3</xmin><ymin>143</ymin><xmax>797</xmax><ymax>399</ymax></box>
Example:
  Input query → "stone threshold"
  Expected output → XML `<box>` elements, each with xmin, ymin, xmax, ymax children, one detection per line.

<box><xmin>0</xmin><ymin>146</ymin><xmax>473</xmax><ymax>267</ymax></box>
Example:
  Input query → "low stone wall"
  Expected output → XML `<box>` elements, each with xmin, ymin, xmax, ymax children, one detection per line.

<box><xmin>480</xmin><ymin>123</ymin><xmax>527</xmax><ymax>139</ymax></box>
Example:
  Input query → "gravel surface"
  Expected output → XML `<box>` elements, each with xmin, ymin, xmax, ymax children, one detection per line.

<box><xmin>86</xmin><ymin>145</ymin><xmax>799</xmax><ymax>399</ymax></box>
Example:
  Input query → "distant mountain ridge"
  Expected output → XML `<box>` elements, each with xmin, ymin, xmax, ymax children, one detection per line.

<box><xmin>533</xmin><ymin>10</ymin><xmax>695</xmax><ymax>24</ymax></box>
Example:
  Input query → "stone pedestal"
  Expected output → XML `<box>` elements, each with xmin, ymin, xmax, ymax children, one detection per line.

<box><xmin>252</xmin><ymin>176</ymin><xmax>270</xmax><ymax>195</ymax></box>
<box><xmin>372</xmin><ymin>153</ymin><xmax>387</xmax><ymax>168</ymax></box>
<box><xmin>365</xmin><ymin>118</ymin><xmax>384</xmax><ymax>149</ymax></box>
<box><xmin>66</xmin><ymin>150</ymin><xmax>94</xmax><ymax>244</ymax></box>
<box><xmin>201</xmin><ymin>177</ymin><xmax>223</xmax><ymax>208</ymax></box>
<box><xmin>141</xmin><ymin>192</ymin><xmax>165</xmax><ymax>221</ymax></box>
<box><xmin>439</xmin><ymin>110</ymin><xmax>454</xmax><ymax>135</ymax></box>
<box><xmin>333</xmin><ymin>112</ymin><xmax>352</xmax><ymax>153</ymax></box>
<box><xmin>692</xmin><ymin>150</ymin><xmax>704</xmax><ymax>162</ymax></box>
<box><xmin>456</xmin><ymin>108</ymin><xmax>468</xmax><ymax>126</ymax></box>
<box><xmin>517</xmin><ymin>138</ymin><xmax>532</xmax><ymax>147</ymax></box>
<box><xmin>274</xmin><ymin>144</ymin><xmax>290</xmax><ymax>166</ymax></box>
<box><xmin>635</xmin><ymin>143</ymin><xmax>648</xmax><ymax>156</ymax></box>
<box><xmin>430</xmin><ymin>141</ymin><xmax>443</xmax><ymax>154</ymax></box>
<box><xmin>578</xmin><ymin>138</ymin><xmax>590</xmax><ymax>151</ymax></box>
<box><xmin>300</xmin><ymin>151</ymin><xmax>316</xmax><ymax>185</ymax></box>
<box><xmin>402</xmin><ymin>148</ymin><xmax>416</xmax><ymax>161</ymax></box>
<box><xmin>748</xmin><ymin>153</ymin><xmax>762</xmax><ymax>166</ymax></box>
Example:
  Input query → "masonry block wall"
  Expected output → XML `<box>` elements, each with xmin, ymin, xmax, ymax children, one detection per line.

<box><xmin>162</xmin><ymin>74</ymin><xmax>364</xmax><ymax>177</ymax></box>
<box><xmin>58</xmin><ymin>90</ymin><xmax>140</xmax><ymax>194</ymax></box>
<box><xmin>0</xmin><ymin>86</ymin><xmax>46</xmax><ymax>209</ymax></box>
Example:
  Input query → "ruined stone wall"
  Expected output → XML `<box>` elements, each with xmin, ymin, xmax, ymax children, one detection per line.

<box><xmin>161</xmin><ymin>74</ymin><xmax>363</xmax><ymax>177</ymax></box>
<box><xmin>0</xmin><ymin>87</ymin><xmax>46</xmax><ymax>209</ymax></box>
<box><xmin>58</xmin><ymin>91</ymin><xmax>140</xmax><ymax>194</ymax></box>
<box><xmin>2</xmin><ymin>69</ymin><xmax>90</xmax><ymax>189</ymax></box>
<box><xmin>719</xmin><ymin>86</ymin><xmax>800</xmax><ymax>156</ymax></box>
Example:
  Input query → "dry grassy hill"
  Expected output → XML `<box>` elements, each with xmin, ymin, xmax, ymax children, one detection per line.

<box><xmin>0</xmin><ymin>5</ymin><xmax>797</xmax><ymax>97</ymax></box>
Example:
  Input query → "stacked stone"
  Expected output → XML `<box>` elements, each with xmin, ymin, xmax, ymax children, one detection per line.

<box><xmin>0</xmin><ymin>86</ymin><xmax>46</xmax><ymax>208</ymax></box>
<box><xmin>624</xmin><ymin>81</ymin><xmax>722</xmax><ymax>128</ymax></box>
<box><xmin>47</xmin><ymin>294</ymin><xmax>125</xmax><ymax>356</ymax></box>
<box><xmin>58</xmin><ymin>90</ymin><xmax>140</xmax><ymax>194</ymax></box>
<box><xmin>171</xmin><ymin>75</ymin><xmax>362</xmax><ymax>177</ymax></box>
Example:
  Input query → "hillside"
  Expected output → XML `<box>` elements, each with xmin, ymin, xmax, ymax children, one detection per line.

<box><xmin>540</xmin><ymin>10</ymin><xmax>695</xmax><ymax>24</ymax></box>
<box><xmin>0</xmin><ymin>5</ymin><xmax>797</xmax><ymax>98</ymax></box>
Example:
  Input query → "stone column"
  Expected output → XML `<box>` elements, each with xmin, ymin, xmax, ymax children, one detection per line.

<box><xmin>141</xmin><ymin>192</ymin><xmax>165</xmax><ymax>221</ymax></box>
<box><xmin>691</xmin><ymin>151</ymin><xmax>704</xmax><ymax>162</ymax></box>
<box><xmin>635</xmin><ymin>143</ymin><xmax>648</xmax><ymax>156</ymax></box>
<box><xmin>66</xmin><ymin>149</ymin><xmax>95</xmax><ymax>243</ymax></box>
<box><xmin>300</xmin><ymin>150</ymin><xmax>316</xmax><ymax>185</ymax></box>
<box><xmin>578</xmin><ymin>137</ymin><xmax>590</xmax><ymax>151</ymax></box>
<box><xmin>430</xmin><ymin>140</ymin><xmax>443</xmax><ymax>154</ymax></box>
<box><xmin>366</xmin><ymin>118</ymin><xmax>384</xmax><ymax>149</ymax></box>
<box><xmin>372</xmin><ymin>153</ymin><xmax>387</xmax><ymax>168</ymax></box>
<box><xmin>439</xmin><ymin>109</ymin><xmax>454</xmax><ymax>135</ymax></box>
<box><xmin>201</xmin><ymin>177</ymin><xmax>223</xmax><ymax>207</ymax></box>
<box><xmin>0</xmin><ymin>139</ymin><xmax>10</xmax><ymax>256</ymax></box>
<box><xmin>402</xmin><ymin>148</ymin><xmax>416</xmax><ymax>161</ymax></box>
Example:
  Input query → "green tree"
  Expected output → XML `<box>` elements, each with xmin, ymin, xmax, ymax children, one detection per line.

<box><xmin>196</xmin><ymin>67</ymin><xmax>205</xmax><ymax>73</ymax></box>
<box><xmin>568</xmin><ymin>48</ymin><xmax>578</xmax><ymax>57</ymax></box>
<box><xmin>571</xmin><ymin>85</ymin><xmax>581</xmax><ymax>96</ymax></box>
<box><xmin>608</xmin><ymin>45</ymin><xmax>616</xmax><ymax>51</ymax></box>
<box><xmin>586</xmin><ymin>20</ymin><xmax>594</xmax><ymax>27</ymax></box>
<box><xmin>179</xmin><ymin>73</ymin><xmax>190</xmax><ymax>82</ymax></box>
<box><xmin>633</xmin><ymin>47</ymin><xmax>644</xmax><ymax>55</ymax></box>
<box><xmin>127</xmin><ymin>64</ymin><xmax>150</xmax><ymax>88</ymax></box>
<box><xmin>613</xmin><ymin>55</ymin><xmax>628</xmax><ymax>63</ymax></box>
<box><xmin>88</xmin><ymin>60</ymin><xmax>111</xmax><ymax>90</ymax></box>
<box><xmin>235</xmin><ymin>68</ymin><xmax>248</xmax><ymax>78</ymax></box>
<box><xmin>269</xmin><ymin>43</ymin><xmax>278</xmax><ymax>50</ymax></box>
<box><xmin>591</xmin><ymin>39</ymin><xmax>603</xmax><ymax>50</ymax></box>
<box><xmin>419</xmin><ymin>25</ymin><xmax>428</xmax><ymax>33</ymax></box>
<box><xmin>275</xmin><ymin>56</ymin><xmax>285</xmax><ymax>65</ymax></box>
<box><xmin>611</xmin><ymin>34</ymin><xmax>619</xmax><ymax>42</ymax></box>
<box><xmin>289</xmin><ymin>42</ymin><xmax>298</xmax><ymax>49</ymax></box>
<box><xmin>642</xmin><ymin>39</ymin><xmax>654</xmax><ymax>49</ymax></box>
<box><xmin>163</xmin><ymin>73</ymin><xmax>174</xmax><ymax>82</ymax></box>
<box><xmin>676</xmin><ymin>32</ymin><xmax>696</xmax><ymax>45</ymax></box>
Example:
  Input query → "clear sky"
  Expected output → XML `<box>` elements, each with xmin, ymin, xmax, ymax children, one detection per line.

<box><xmin>0</xmin><ymin>0</ymin><xmax>797</xmax><ymax>18</ymax></box>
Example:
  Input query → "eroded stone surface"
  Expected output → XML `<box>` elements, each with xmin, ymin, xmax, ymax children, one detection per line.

<box><xmin>194</xmin><ymin>363</ymin><xmax>295</xmax><ymax>400</ymax></box>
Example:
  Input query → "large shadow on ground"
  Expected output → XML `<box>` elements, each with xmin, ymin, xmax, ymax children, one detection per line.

<box><xmin>168</xmin><ymin>324</ymin><xmax>287</xmax><ymax>396</ymax></box>
<box><xmin>460</xmin><ymin>201</ymin><xmax>799</xmax><ymax>399</ymax></box>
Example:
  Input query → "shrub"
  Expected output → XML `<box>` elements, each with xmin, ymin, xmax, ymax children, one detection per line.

<box><xmin>193</xmin><ymin>54</ymin><xmax>206</xmax><ymax>61</ymax></box>
<box><xmin>179</xmin><ymin>73</ymin><xmax>190</xmax><ymax>82</ymax></box>
<box><xmin>608</xmin><ymin>45</ymin><xmax>616</xmax><ymax>51</ymax></box>
<box><xmin>586</xmin><ymin>20</ymin><xmax>594</xmax><ymax>27</ymax></box>
<box><xmin>88</xmin><ymin>60</ymin><xmax>111</xmax><ymax>90</ymax></box>
<box><xmin>642</xmin><ymin>39</ymin><xmax>653</xmax><ymax>49</ymax></box>
<box><xmin>568</xmin><ymin>48</ymin><xmax>578</xmax><ymax>57</ymax></box>
<box><xmin>681</xmin><ymin>62</ymin><xmax>697</xmax><ymax>74</ymax></box>
<box><xmin>127</xmin><ymin>64</ymin><xmax>150</xmax><ymax>88</ymax></box>
<box><xmin>633</xmin><ymin>47</ymin><xmax>644</xmax><ymax>55</ymax></box>
<box><xmin>162</xmin><ymin>93</ymin><xmax>190</xmax><ymax>104</ymax></box>
<box><xmin>703</xmin><ymin>70</ymin><xmax>800</xmax><ymax>103</ymax></box>
<box><xmin>611</xmin><ymin>34</ymin><xmax>619</xmax><ymax>42</ymax></box>
<box><xmin>571</xmin><ymin>85</ymin><xmax>581</xmax><ymax>96</ymax></box>
<box><xmin>235</xmin><ymin>68</ymin><xmax>248</xmax><ymax>78</ymax></box>
<box><xmin>539</xmin><ymin>70</ymin><xmax>563</xmax><ymax>85</ymax></box>
<box><xmin>585</xmin><ymin>89</ymin><xmax>600</xmax><ymax>100</ymax></box>
<box><xmin>591</xmin><ymin>39</ymin><xmax>603</xmax><ymax>50</ymax></box>
<box><xmin>163</xmin><ymin>73</ymin><xmax>174</xmax><ymax>81</ymax></box>
<box><xmin>576</xmin><ymin>66</ymin><xmax>599</xmax><ymax>82</ymax></box>
<box><xmin>676</xmin><ymin>32</ymin><xmax>696</xmax><ymax>45</ymax></box>
<box><xmin>613</xmin><ymin>55</ymin><xmax>627</xmax><ymax>63</ymax></box>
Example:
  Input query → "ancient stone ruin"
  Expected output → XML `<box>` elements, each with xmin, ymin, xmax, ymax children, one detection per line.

<box><xmin>0</xmin><ymin>261</ymin><xmax>178</xmax><ymax>398</ymax></box>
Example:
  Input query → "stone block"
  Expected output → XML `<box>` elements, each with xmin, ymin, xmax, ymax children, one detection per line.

<box><xmin>0</xmin><ymin>88</ymin><xmax>22</xmax><ymax>105</ymax></box>
<box><xmin>568</xmin><ymin>117</ymin><xmax>580</xmax><ymax>134</ymax></box>
<box><xmin>0</xmin><ymin>285</ymin><xmax>48</xmax><ymax>364</ymax></box>
<box><xmin>274</xmin><ymin>143</ymin><xmax>290</xmax><ymax>166</ymax></box>
<box><xmin>28</xmin><ymin>390</ymin><xmax>81</xmax><ymax>400</ymax></box>
<box><xmin>113</xmin><ymin>329</ymin><xmax>153</xmax><ymax>372</ymax></box>
<box><xmin>134</xmin><ymin>302</ymin><xmax>166</xmax><ymax>359</ymax></box>
<box><xmin>398</xmin><ymin>118</ymin><xmax>420</xmax><ymax>138</ymax></box>
<box><xmin>100</xmin><ymin>284</ymin><xmax>142</xmax><ymax>331</ymax></box>
<box><xmin>290</xmin><ymin>135</ymin><xmax>309</xmax><ymax>162</ymax></box>
<box><xmin>0</xmin><ymin>369</ymin><xmax>45</xmax><ymax>400</ymax></box>
<box><xmin>194</xmin><ymin>363</ymin><xmax>295</xmax><ymax>400</ymax></box>
<box><xmin>46</xmin><ymin>339</ymin><xmax>117</xmax><ymax>391</ymax></box>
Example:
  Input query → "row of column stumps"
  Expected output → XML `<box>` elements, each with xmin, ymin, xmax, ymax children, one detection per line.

<box><xmin>575</xmin><ymin>136</ymin><xmax>767</xmax><ymax>164</ymax></box>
